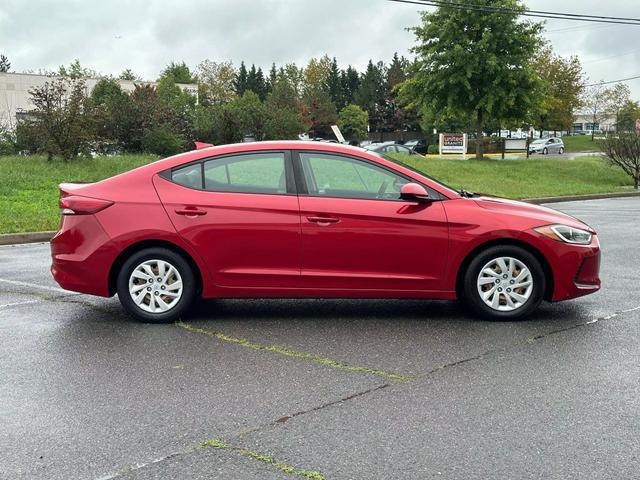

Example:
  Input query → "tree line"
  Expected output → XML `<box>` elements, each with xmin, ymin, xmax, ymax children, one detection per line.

<box><xmin>2</xmin><ymin>0</ymin><xmax>640</xmax><ymax>161</ymax></box>
<box><xmin>2</xmin><ymin>54</ymin><xmax>416</xmax><ymax>160</ymax></box>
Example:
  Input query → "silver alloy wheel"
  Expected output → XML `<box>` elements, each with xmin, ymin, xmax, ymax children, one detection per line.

<box><xmin>476</xmin><ymin>256</ymin><xmax>533</xmax><ymax>312</ymax></box>
<box><xmin>128</xmin><ymin>259</ymin><xmax>183</xmax><ymax>313</ymax></box>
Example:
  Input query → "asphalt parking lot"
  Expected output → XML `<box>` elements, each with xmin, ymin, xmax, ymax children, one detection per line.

<box><xmin>1</xmin><ymin>197</ymin><xmax>639</xmax><ymax>480</ymax></box>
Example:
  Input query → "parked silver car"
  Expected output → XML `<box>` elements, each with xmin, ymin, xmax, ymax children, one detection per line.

<box><xmin>529</xmin><ymin>137</ymin><xmax>564</xmax><ymax>155</ymax></box>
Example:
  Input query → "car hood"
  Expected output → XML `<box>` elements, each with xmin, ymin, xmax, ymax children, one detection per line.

<box><xmin>472</xmin><ymin>194</ymin><xmax>594</xmax><ymax>232</ymax></box>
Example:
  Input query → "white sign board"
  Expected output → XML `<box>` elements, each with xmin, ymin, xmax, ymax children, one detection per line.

<box><xmin>439</xmin><ymin>133</ymin><xmax>467</xmax><ymax>154</ymax></box>
<box><xmin>331</xmin><ymin>125</ymin><xmax>346</xmax><ymax>144</ymax></box>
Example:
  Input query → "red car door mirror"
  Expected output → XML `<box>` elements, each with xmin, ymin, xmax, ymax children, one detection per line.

<box><xmin>400</xmin><ymin>183</ymin><xmax>431</xmax><ymax>203</ymax></box>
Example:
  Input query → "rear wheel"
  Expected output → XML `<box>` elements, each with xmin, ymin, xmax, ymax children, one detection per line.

<box><xmin>462</xmin><ymin>245</ymin><xmax>545</xmax><ymax>320</ymax></box>
<box><xmin>117</xmin><ymin>248</ymin><xmax>196</xmax><ymax>323</ymax></box>
<box><xmin>542</xmin><ymin>147</ymin><xmax>548</xmax><ymax>155</ymax></box>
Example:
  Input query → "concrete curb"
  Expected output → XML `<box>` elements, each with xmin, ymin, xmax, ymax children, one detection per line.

<box><xmin>1</xmin><ymin>191</ymin><xmax>638</xmax><ymax>245</ymax></box>
<box><xmin>0</xmin><ymin>231</ymin><xmax>56</xmax><ymax>246</ymax></box>
<box><xmin>524</xmin><ymin>191</ymin><xmax>640</xmax><ymax>204</ymax></box>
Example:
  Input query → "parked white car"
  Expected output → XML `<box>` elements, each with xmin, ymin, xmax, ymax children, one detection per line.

<box><xmin>529</xmin><ymin>137</ymin><xmax>564</xmax><ymax>155</ymax></box>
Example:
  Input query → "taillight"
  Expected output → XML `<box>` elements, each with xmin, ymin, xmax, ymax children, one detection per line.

<box><xmin>59</xmin><ymin>195</ymin><xmax>113</xmax><ymax>215</ymax></box>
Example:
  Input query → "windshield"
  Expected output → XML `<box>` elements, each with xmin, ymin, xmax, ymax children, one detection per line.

<box><xmin>531</xmin><ymin>139</ymin><xmax>548</xmax><ymax>144</ymax></box>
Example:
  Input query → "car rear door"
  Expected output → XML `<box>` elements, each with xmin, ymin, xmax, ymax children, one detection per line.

<box><xmin>294</xmin><ymin>150</ymin><xmax>449</xmax><ymax>292</ymax></box>
<box><xmin>153</xmin><ymin>150</ymin><xmax>301</xmax><ymax>288</ymax></box>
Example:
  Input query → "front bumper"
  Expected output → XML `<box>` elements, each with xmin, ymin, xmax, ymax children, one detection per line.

<box><xmin>540</xmin><ymin>234</ymin><xmax>602</xmax><ymax>301</ymax></box>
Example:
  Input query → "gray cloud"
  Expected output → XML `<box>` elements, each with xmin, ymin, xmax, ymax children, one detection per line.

<box><xmin>1</xmin><ymin>0</ymin><xmax>639</xmax><ymax>96</ymax></box>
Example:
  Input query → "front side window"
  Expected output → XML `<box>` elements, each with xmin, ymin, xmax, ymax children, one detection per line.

<box><xmin>203</xmin><ymin>152</ymin><xmax>287</xmax><ymax>194</ymax></box>
<box><xmin>300</xmin><ymin>152</ymin><xmax>409</xmax><ymax>200</ymax></box>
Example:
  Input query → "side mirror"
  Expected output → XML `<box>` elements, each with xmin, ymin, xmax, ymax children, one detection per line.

<box><xmin>400</xmin><ymin>183</ymin><xmax>431</xmax><ymax>203</ymax></box>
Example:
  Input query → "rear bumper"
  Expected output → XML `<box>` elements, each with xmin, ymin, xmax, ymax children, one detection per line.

<box><xmin>50</xmin><ymin>215</ymin><xmax>118</xmax><ymax>297</ymax></box>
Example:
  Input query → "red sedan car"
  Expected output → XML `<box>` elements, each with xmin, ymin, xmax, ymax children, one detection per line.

<box><xmin>50</xmin><ymin>141</ymin><xmax>601</xmax><ymax>322</ymax></box>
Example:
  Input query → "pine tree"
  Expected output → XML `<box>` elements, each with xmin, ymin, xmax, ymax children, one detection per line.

<box><xmin>0</xmin><ymin>54</ymin><xmax>10</xmax><ymax>73</ymax></box>
<box><xmin>234</xmin><ymin>61</ymin><xmax>248</xmax><ymax>96</ymax></box>
<box><xmin>267</xmin><ymin>63</ymin><xmax>277</xmax><ymax>94</ymax></box>
<box><xmin>340</xmin><ymin>66</ymin><xmax>360</xmax><ymax>108</ymax></box>
<box><xmin>255</xmin><ymin>67</ymin><xmax>267</xmax><ymax>101</ymax></box>
<box><xmin>326</xmin><ymin>57</ymin><xmax>342</xmax><ymax>109</ymax></box>
<box><xmin>356</xmin><ymin>60</ymin><xmax>386</xmax><ymax>132</ymax></box>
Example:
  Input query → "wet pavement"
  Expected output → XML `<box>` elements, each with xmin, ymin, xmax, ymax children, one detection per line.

<box><xmin>1</xmin><ymin>197</ymin><xmax>638</xmax><ymax>480</ymax></box>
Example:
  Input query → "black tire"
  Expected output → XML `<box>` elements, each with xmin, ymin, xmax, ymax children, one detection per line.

<box><xmin>462</xmin><ymin>245</ymin><xmax>545</xmax><ymax>321</ymax></box>
<box><xmin>116</xmin><ymin>247</ymin><xmax>196</xmax><ymax>323</ymax></box>
<box><xmin>559</xmin><ymin>147</ymin><xmax>564</xmax><ymax>155</ymax></box>
<box><xmin>542</xmin><ymin>147</ymin><xmax>548</xmax><ymax>155</ymax></box>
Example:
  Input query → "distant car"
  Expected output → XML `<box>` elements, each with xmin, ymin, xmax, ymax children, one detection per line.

<box><xmin>529</xmin><ymin>137</ymin><xmax>564</xmax><ymax>155</ymax></box>
<box><xmin>366</xmin><ymin>143</ymin><xmax>419</xmax><ymax>155</ymax></box>
<box><xmin>403</xmin><ymin>139</ymin><xmax>428</xmax><ymax>155</ymax></box>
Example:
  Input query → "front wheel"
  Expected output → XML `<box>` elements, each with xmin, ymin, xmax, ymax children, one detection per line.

<box><xmin>117</xmin><ymin>247</ymin><xmax>196</xmax><ymax>323</ymax></box>
<box><xmin>542</xmin><ymin>147</ymin><xmax>548</xmax><ymax>155</ymax></box>
<box><xmin>559</xmin><ymin>147</ymin><xmax>564</xmax><ymax>154</ymax></box>
<box><xmin>462</xmin><ymin>246</ymin><xmax>545</xmax><ymax>320</ymax></box>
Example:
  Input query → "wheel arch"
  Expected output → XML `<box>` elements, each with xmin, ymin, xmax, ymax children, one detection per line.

<box><xmin>108</xmin><ymin>239</ymin><xmax>204</xmax><ymax>297</ymax></box>
<box><xmin>455</xmin><ymin>238</ymin><xmax>554</xmax><ymax>301</ymax></box>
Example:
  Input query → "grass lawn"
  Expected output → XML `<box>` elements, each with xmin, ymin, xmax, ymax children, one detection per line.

<box><xmin>0</xmin><ymin>153</ymin><xmax>635</xmax><ymax>234</ymax></box>
<box><xmin>392</xmin><ymin>154</ymin><xmax>633</xmax><ymax>199</ymax></box>
<box><xmin>561</xmin><ymin>135</ymin><xmax>600</xmax><ymax>152</ymax></box>
<box><xmin>1</xmin><ymin>154</ymin><xmax>158</xmax><ymax>234</ymax></box>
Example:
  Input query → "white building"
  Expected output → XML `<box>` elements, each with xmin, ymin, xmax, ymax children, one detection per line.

<box><xmin>571</xmin><ymin>112</ymin><xmax>617</xmax><ymax>135</ymax></box>
<box><xmin>0</xmin><ymin>72</ymin><xmax>197</xmax><ymax>128</ymax></box>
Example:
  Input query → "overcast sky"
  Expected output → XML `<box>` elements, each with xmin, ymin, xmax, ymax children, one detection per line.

<box><xmin>1</xmin><ymin>0</ymin><xmax>639</xmax><ymax>96</ymax></box>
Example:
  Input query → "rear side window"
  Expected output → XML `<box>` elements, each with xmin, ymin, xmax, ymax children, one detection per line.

<box><xmin>172</xmin><ymin>163</ymin><xmax>202</xmax><ymax>189</ymax></box>
<box><xmin>203</xmin><ymin>153</ymin><xmax>286</xmax><ymax>194</ymax></box>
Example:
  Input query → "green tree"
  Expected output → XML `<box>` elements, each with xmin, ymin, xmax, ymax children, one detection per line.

<box><xmin>159</xmin><ymin>61</ymin><xmax>194</xmax><ymax>83</ymax></box>
<box><xmin>196</xmin><ymin>59</ymin><xmax>236</xmax><ymax>105</ymax></box>
<box><xmin>124</xmin><ymin>84</ymin><xmax>160</xmax><ymax>152</ymax></box>
<box><xmin>27</xmin><ymin>78</ymin><xmax>95</xmax><ymax>160</ymax></box>
<box><xmin>57</xmin><ymin>59</ymin><xmax>97</xmax><ymax>79</ymax></box>
<box><xmin>326</xmin><ymin>57</ymin><xmax>342</xmax><ymax>108</ymax></box>
<box><xmin>385</xmin><ymin>52</ymin><xmax>412</xmax><ymax>131</ymax></box>
<box><xmin>617</xmin><ymin>100</ymin><xmax>640</xmax><ymax>133</ymax></box>
<box><xmin>338</xmin><ymin>104</ymin><xmax>369</xmax><ymax>142</ymax></box>
<box><xmin>356</xmin><ymin>60</ymin><xmax>386</xmax><ymax>132</ymax></box>
<box><xmin>532</xmin><ymin>46</ymin><xmax>584</xmax><ymax>135</ymax></box>
<box><xmin>119</xmin><ymin>69</ymin><xmax>140</xmax><ymax>81</ymax></box>
<box><xmin>340</xmin><ymin>66</ymin><xmax>360</xmax><ymax>110</ymax></box>
<box><xmin>234</xmin><ymin>61</ymin><xmax>248</xmax><ymax>96</ymax></box>
<box><xmin>247</xmin><ymin>65</ymin><xmax>267</xmax><ymax>100</ymax></box>
<box><xmin>0</xmin><ymin>54</ymin><xmax>10</xmax><ymax>73</ymax></box>
<box><xmin>90</xmin><ymin>78</ymin><xmax>131</xmax><ymax>151</ymax></box>
<box><xmin>607</xmin><ymin>83</ymin><xmax>631</xmax><ymax>131</ymax></box>
<box><xmin>400</xmin><ymin>0</ymin><xmax>543</xmax><ymax>158</ymax></box>
<box><xmin>231</xmin><ymin>90</ymin><xmax>267</xmax><ymax>140</ymax></box>
<box><xmin>302</xmin><ymin>56</ymin><xmax>338</xmax><ymax>136</ymax></box>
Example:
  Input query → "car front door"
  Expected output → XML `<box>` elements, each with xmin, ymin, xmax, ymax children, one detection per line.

<box><xmin>153</xmin><ymin>150</ymin><xmax>301</xmax><ymax>288</ymax></box>
<box><xmin>294</xmin><ymin>151</ymin><xmax>449</xmax><ymax>292</ymax></box>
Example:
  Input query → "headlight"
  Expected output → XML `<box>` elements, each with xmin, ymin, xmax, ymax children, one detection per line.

<box><xmin>534</xmin><ymin>224</ymin><xmax>592</xmax><ymax>245</ymax></box>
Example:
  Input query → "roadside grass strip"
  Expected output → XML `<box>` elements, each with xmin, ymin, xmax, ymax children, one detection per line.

<box><xmin>176</xmin><ymin>321</ymin><xmax>412</xmax><ymax>383</ymax></box>
<box><xmin>197</xmin><ymin>438</ymin><xmax>325</xmax><ymax>480</ymax></box>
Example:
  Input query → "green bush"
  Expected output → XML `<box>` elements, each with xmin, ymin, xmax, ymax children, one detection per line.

<box><xmin>427</xmin><ymin>144</ymin><xmax>439</xmax><ymax>154</ymax></box>
<box><xmin>142</xmin><ymin>126</ymin><xmax>184</xmax><ymax>156</ymax></box>
<box><xmin>0</xmin><ymin>128</ymin><xmax>16</xmax><ymax>155</ymax></box>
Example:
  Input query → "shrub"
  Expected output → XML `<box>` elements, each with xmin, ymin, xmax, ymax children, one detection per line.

<box><xmin>427</xmin><ymin>144</ymin><xmax>439</xmax><ymax>154</ymax></box>
<box><xmin>142</xmin><ymin>126</ymin><xmax>184</xmax><ymax>156</ymax></box>
<box><xmin>599</xmin><ymin>133</ymin><xmax>640</xmax><ymax>189</ymax></box>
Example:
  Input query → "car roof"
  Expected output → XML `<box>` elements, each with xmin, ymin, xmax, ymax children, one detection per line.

<box><xmin>111</xmin><ymin>140</ymin><xmax>457</xmax><ymax>200</ymax></box>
